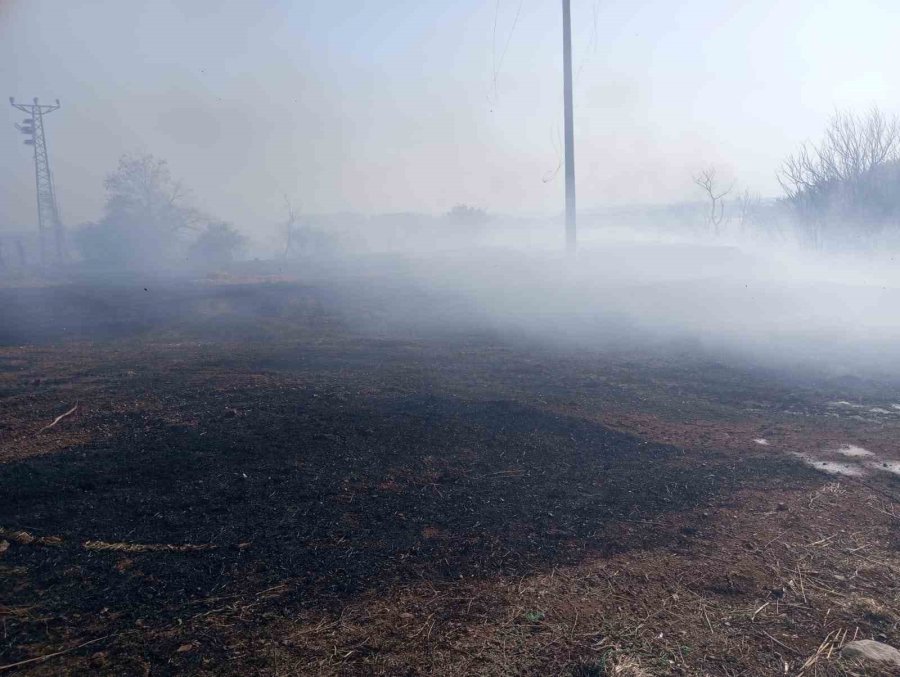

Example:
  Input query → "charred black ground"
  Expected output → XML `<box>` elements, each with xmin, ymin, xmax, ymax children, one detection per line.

<box><xmin>1</xmin><ymin>278</ymin><xmax>898</xmax><ymax>676</ymax></box>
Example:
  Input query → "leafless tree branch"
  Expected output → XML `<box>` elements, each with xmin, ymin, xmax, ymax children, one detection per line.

<box><xmin>693</xmin><ymin>167</ymin><xmax>734</xmax><ymax>236</ymax></box>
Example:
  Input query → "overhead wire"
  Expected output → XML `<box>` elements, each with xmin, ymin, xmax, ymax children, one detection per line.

<box><xmin>485</xmin><ymin>1</ymin><xmax>601</xmax><ymax>184</ymax></box>
<box><xmin>574</xmin><ymin>0</ymin><xmax>601</xmax><ymax>87</ymax></box>
<box><xmin>543</xmin><ymin>125</ymin><xmax>564</xmax><ymax>183</ymax></box>
<box><xmin>489</xmin><ymin>0</ymin><xmax>525</xmax><ymax>108</ymax></box>
<box><xmin>545</xmin><ymin>0</ymin><xmax>601</xmax><ymax>183</ymax></box>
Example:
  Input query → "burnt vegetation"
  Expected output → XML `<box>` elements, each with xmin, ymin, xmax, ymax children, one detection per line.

<box><xmin>0</xmin><ymin>282</ymin><xmax>899</xmax><ymax>675</ymax></box>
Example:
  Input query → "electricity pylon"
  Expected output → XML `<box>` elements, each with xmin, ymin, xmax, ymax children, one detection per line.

<box><xmin>9</xmin><ymin>97</ymin><xmax>65</xmax><ymax>264</ymax></box>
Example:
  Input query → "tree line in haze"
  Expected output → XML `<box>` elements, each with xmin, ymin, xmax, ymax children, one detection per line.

<box><xmin>4</xmin><ymin>106</ymin><xmax>900</xmax><ymax>274</ymax></box>
<box><xmin>67</xmin><ymin>106</ymin><xmax>900</xmax><ymax>267</ymax></box>
<box><xmin>694</xmin><ymin>107</ymin><xmax>900</xmax><ymax>249</ymax></box>
<box><xmin>74</xmin><ymin>154</ymin><xmax>245</xmax><ymax>269</ymax></box>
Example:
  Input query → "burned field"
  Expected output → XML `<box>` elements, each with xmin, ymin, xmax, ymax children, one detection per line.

<box><xmin>1</xmin><ymin>279</ymin><xmax>899</xmax><ymax>675</ymax></box>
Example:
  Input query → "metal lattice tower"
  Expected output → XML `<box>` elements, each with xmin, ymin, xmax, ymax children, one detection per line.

<box><xmin>9</xmin><ymin>97</ymin><xmax>65</xmax><ymax>264</ymax></box>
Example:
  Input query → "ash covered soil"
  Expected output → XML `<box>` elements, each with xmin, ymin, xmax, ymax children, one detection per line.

<box><xmin>1</xmin><ymin>275</ymin><xmax>899</xmax><ymax>676</ymax></box>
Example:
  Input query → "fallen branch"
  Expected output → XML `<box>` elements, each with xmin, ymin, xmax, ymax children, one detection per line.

<box><xmin>83</xmin><ymin>540</ymin><xmax>217</xmax><ymax>553</ymax></box>
<box><xmin>797</xmin><ymin>629</ymin><xmax>843</xmax><ymax>675</ymax></box>
<box><xmin>759</xmin><ymin>630</ymin><xmax>800</xmax><ymax>655</ymax></box>
<box><xmin>0</xmin><ymin>634</ymin><xmax>110</xmax><ymax>672</ymax></box>
<box><xmin>37</xmin><ymin>404</ymin><xmax>78</xmax><ymax>435</ymax></box>
<box><xmin>0</xmin><ymin>527</ymin><xmax>63</xmax><ymax>546</ymax></box>
<box><xmin>751</xmin><ymin>601</ymin><xmax>770</xmax><ymax>621</ymax></box>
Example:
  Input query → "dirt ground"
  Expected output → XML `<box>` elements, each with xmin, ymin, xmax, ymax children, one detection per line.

<box><xmin>1</xmin><ymin>277</ymin><xmax>899</xmax><ymax>676</ymax></box>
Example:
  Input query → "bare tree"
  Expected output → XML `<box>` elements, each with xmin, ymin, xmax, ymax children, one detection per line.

<box><xmin>282</xmin><ymin>194</ymin><xmax>297</xmax><ymax>259</ymax></box>
<box><xmin>778</xmin><ymin>107</ymin><xmax>900</xmax><ymax>247</ymax></box>
<box><xmin>735</xmin><ymin>188</ymin><xmax>762</xmax><ymax>233</ymax></box>
<box><xmin>779</xmin><ymin>108</ymin><xmax>900</xmax><ymax>199</ymax></box>
<box><xmin>693</xmin><ymin>167</ymin><xmax>734</xmax><ymax>236</ymax></box>
<box><xmin>279</xmin><ymin>197</ymin><xmax>338</xmax><ymax>259</ymax></box>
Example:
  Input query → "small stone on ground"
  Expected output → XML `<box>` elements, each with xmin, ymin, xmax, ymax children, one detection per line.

<box><xmin>841</xmin><ymin>640</ymin><xmax>900</xmax><ymax>668</ymax></box>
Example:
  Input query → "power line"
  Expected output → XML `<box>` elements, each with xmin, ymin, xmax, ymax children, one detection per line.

<box><xmin>574</xmin><ymin>0</ymin><xmax>601</xmax><ymax>86</ymax></box>
<box><xmin>489</xmin><ymin>0</ymin><xmax>525</xmax><ymax>107</ymax></box>
<box><xmin>484</xmin><ymin>0</ymin><xmax>578</xmax><ymax>251</ymax></box>
<box><xmin>9</xmin><ymin>96</ymin><xmax>66</xmax><ymax>265</ymax></box>
<box><xmin>542</xmin><ymin>124</ymin><xmax>563</xmax><ymax>184</ymax></box>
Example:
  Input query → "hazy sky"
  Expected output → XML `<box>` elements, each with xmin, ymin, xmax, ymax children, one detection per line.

<box><xmin>3</xmin><ymin>0</ymin><xmax>900</xmax><ymax>235</ymax></box>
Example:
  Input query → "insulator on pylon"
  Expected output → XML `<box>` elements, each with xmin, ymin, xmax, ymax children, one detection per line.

<box><xmin>24</xmin><ymin>139</ymin><xmax>35</xmax><ymax>145</ymax></box>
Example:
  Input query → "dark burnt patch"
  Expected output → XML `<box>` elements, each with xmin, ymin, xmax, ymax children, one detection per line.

<box><xmin>0</xmin><ymin>387</ymin><xmax>816</xmax><ymax>665</ymax></box>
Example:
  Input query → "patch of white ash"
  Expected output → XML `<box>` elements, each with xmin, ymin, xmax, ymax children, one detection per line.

<box><xmin>867</xmin><ymin>460</ymin><xmax>900</xmax><ymax>476</ymax></box>
<box><xmin>792</xmin><ymin>452</ymin><xmax>868</xmax><ymax>477</ymax></box>
<box><xmin>809</xmin><ymin>460</ymin><xmax>867</xmax><ymax>476</ymax></box>
<box><xmin>836</xmin><ymin>444</ymin><xmax>875</xmax><ymax>458</ymax></box>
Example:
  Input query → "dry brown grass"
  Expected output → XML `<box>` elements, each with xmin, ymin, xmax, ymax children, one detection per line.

<box><xmin>607</xmin><ymin>655</ymin><xmax>650</xmax><ymax>676</ymax></box>
<box><xmin>3</xmin><ymin>299</ymin><xmax>900</xmax><ymax>676</ymax></box>
<box><xmin>111</xmin><ymin>481</ymin><xmax>896</xmax><ymax>677</ymax></box>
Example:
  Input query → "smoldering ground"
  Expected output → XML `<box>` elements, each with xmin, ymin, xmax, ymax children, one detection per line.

<box><xmin>3</xmin><ymin>228</ymin><xmax>900</xmax><ymax>388</ymax></box>
<box><xmin>4</xmin><ymin>231</ymin><xmax>900</xmax><ymax>676</ymax></box>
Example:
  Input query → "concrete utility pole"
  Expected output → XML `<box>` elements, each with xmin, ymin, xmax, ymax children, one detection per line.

<box><xmin>562</xmin><ymin>0</ymin><xmax>576</xmax><ymax>254</ymax></box>
<box><xmin>9</xmin><ymin>97</ymin><xmax>65</xmax><ymax>265</ymax></box>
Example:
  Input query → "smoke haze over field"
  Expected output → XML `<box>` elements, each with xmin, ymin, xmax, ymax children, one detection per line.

<box><xmin>10</xmin><ymin>6</ymin><xmax>900</xmax><ymax>674</ymax></box>
<box><xmin>289</xmin><ymin>233</ymin><xmax>900</xmax><ymax>380</ymax></box>
<box><xmin>4</xmin><ymin>1</ymin><xmax>900</xmax><ymax>381</ymax></box>
<box><xmin>3</xmin><ymin>230</ymin><xmax>900</xmax><ymax>383</ymax></box>
<box><xmin>5</xmin><ymin>0</ymin><xmax>900</xmax><ymax>234</ymax></box>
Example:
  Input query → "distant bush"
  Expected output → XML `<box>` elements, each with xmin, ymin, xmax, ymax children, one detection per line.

<box><xmin>74</xmin><ymin>153</ymin><xmax>246</xmax><ymax>269</ymax></box>
<box><xmin>75</xmin><ymin>154</ymin><xmax>200</xmax><ymax>266</ymax></box>
<box><xmin>445</xmin><ymin>204</ymin><xmax>491</xmax><ymax>229</ymax></box>
<box><xmin>188</xmin><ymin>222</ymin><xmax>246</xmax><ymax>267</ymax></box>
<box><xmin>779</xmin><ymin>108</ymin><xmax>900</xmax><ymax>248</ymax></box>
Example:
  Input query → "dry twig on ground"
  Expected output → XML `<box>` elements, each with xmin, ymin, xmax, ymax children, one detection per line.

<box><xmin>37</xmin><ymin>404</ymin><xmax>78</xmax><ymax>434</ymax></box>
